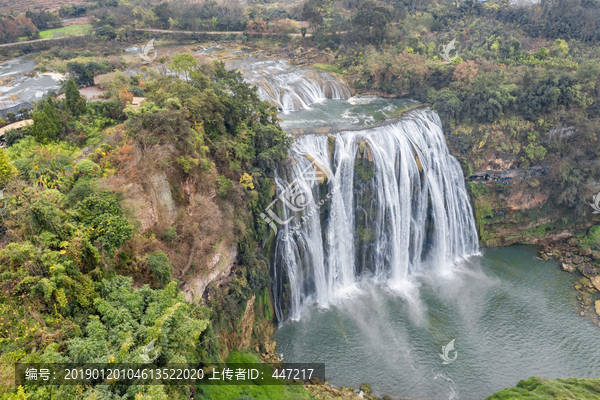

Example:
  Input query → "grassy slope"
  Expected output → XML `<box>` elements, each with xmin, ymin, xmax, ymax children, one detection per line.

<box><xmin>17</xmin><ymin>24</ymin><xmax>91</xmax><ymax>42</ymax></box>
<box><xmin>200</xmin><ymin>352</ymin><xmax>317</xmax><ymax>399</ymax></box>
<box><xmin>487</xmin><ymin>376</ymin><xmax>600</xmax><ymax>399</ymax></box>
<box><xmin>38</xmin><ymin>24</ymin><xmax>92</xmax><ymax>39</ymax></box>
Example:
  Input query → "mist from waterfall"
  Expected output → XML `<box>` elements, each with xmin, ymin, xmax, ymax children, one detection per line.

<box><xmin>271</xmin><ymin>108</ymin><xmax>479</xmax><ymax>321</ymax></box>
<box><xmin>233</xmin><ymin>59</ymin><xmax>352</xmax><ymax>112</ymax></box>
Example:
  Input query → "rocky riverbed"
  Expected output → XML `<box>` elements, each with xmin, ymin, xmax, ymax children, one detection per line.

<box><xmin>537</xmin><ymin>238</ymin><xmax>600</xmax><ymax>326</ymax></box>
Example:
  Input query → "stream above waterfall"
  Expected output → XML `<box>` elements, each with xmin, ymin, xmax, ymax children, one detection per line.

<box><xmin>279</xmin><ymin>95</ymin><xmax>419</xmax><ymax>133</ymax></box>
<box><xmin>0</xmin><ymin>55</ymin><xmax>63</xmax><ymax>110</ymax></box>
<box><xmin>230</xmin><ymin>58</ymin><xmax>353</xmax><ymax>112</ymax></box>
<box><xmin>270</xmin><ymin>95</ymin><xmax>600</xmax><ymax>399</ymax></box>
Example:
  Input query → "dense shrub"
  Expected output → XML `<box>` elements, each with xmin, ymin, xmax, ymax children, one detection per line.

<box><xmin>146</xmin><ymin>250</ymin><xmax>173</xmax><ymax>288</ymax></box>
<box><xmin>67</xmin><ymin>60</ymin><xmax>114</xmax><ymax>86</ymax></box>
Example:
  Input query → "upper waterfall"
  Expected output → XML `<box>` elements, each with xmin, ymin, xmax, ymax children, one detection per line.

<box><xmin>268</xmin><ymin>107</ymin><xmax>479</xmax><ymax>321</ymax></box>
<box><xmin>233</xmin><ymin>59</ymin><xmax>353</xmax><ymax>112</ymax></box>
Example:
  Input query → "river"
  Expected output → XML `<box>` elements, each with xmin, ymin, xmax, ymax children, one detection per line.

<box><xmin>0</xmin><ymin>55</ymin><xmax>63</xmax><ymax>111</ymax></box>
<box><xmin>274</xmin><ymin>245</ymin><xmax>600</xmax><ymax>399</ymax></box>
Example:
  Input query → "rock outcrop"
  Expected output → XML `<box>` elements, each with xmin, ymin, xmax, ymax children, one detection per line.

<box><xmin>183</xmin><ymin>244</ymin><xmax>236</xmax><ymax>303</ymax></box>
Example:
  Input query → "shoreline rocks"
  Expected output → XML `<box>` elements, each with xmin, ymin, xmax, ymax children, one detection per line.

<box><xmin>539</xmin><ymin>242</ymin><xmax>598</xmax><ymax>278</ymax></box>
<box><xmin>562</xmin><ymin>262</ymin><xmax>575</xmax><ymax>272</ymax></box>
<box><xmin>304</xmin><ymin>380</ymin><xmax>392</xmax><ymax>400</ymax></box>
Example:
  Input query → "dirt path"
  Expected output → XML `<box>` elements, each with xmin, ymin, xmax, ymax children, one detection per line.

<box><xmin>0</xmin><ymin>119</ymin><xmax>32</xmax><ymax>136</ymax></box>
<box><xmin>0</xmin><ymin>35</ymin><xmax>87</xmax><ymax>48</ymax></box>
<box><xmin>0</xmin><ymin>29</ymin><xmax>240</xmax><ymax>49</ymax></box>
<box><xmin>134</xmin><ymin>28</ymin><xmax>244</xmax><ymax>35</ymax></box>
<box><xmin>135</xmin><ymin>28</ymin><xmax>312</xmax><ymax>37</ymax></box>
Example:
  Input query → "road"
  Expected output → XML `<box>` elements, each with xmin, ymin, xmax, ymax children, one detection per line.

<box><xmin>0</xmin><ymin>119</ymin><xmax>33</xmax><ymax>136</ymax></box>
<box><xmin>0</xmin><ymin>28</ymin><xmax>311</xmax><ymax>48</ymax></box>
<box><xmin>134</xmin><ymin>28</ymin><xmax>244</xmax><ymax>35</ymax></box>
<box><xmin>0</xmin><ymin>34</ymin><xmax>87</xmax><ymax>48</ymax></box>
<box><xmin>135</xmin><ymin>28</ymin><xmax>311</xmax><ymax>37</ymax></box>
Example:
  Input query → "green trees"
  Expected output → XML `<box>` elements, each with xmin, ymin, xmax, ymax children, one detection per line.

<box><xmin>67</xmin><ymin>60</ymin><xmax>114</xmax><ymax>86</ymax></box>
<box><xmin>217</xmin><ymin>175</ymin><xmax>234</xmax><ymax>197</ymax></box>
<box><xmin>351</xmin><ymin>0</ymin><xmax>392</xmax><ymax>45</ymax></box>
<box><xmin>462</xmin><ymin>75</ymin><xmax>517</xmax><ymax>123</ymax></box>
<box><xmin>65</xmin><ymin>78</ymin><xmax>87</xmax><ymax>117</ymax></box>
<box><xmin>500</xmin><ymin>38</ymin><xmax>522</xmax><ymax>59</ymax></box>
<box><xmin>147</xmin><ymin>251</ymin><xmax>173</xmax><ymax>288</ymax></box>
<box><xmin>519</xmin><ymin>71</ymin><xmax>563</xmax><ymax>120</ymax></box>
<box><xmin>14</xmin><ymin>277</ymin><xmax>210</xmax><ymax>399</ymax></box>
<box><xmin>0</xmin><ymin>178</ymin><xmax>135</xmax><ymax>344</ymax></box>
<box><xmin>75</xmin><ymin>190</ymin><xmax>133</xmax><ymax>255</ymax></box>
<box><xmin>303</xmin><ymin>0</ymin><xmax>336</xmax><ymax>34</ymax></box>
<box><xmin>69</xmin><ymin>277</ymin><xmax>209</xmax><ymax>365</ymax></box>
<box><xmin>25</xmin><ymin>9</ymin><xmax>62</xmax><ymax>30</ymax></box>
<box><xmin>520</xmin><ymin>0</ymin><xmax>600</xmax><ymax>43</ymax></box>
<box><xmin>170</xmin><ymin>53</ymin><xmax>199</xmax><ymax>81</ymax></box>
<box><xmin>431</xmin><ymin>88</ymin><xmax>463</xmax><ymax>121</ymax></box>
<box><xmin>576</xmin><ymin>60</ymin><xmax>600</xmax><ymax>88</ymax></box>
<box><xmin>0</xmin><ymin>53</ymin><xmax>292</xmax><ymax>400</ymax></box>
<box><xmin>0</xmin><ymin>148</ymin><xmax>16</xmax><ymax>186</ymax></box>
<box><xmin>522</xmin><ymin>132</ymin><xmax>547</xmax><ymax>167</ymax></box>
<box><xmin>31</xmin><ymin>101</ymin><xmax>60</xmax><ymax>144</ymax></box>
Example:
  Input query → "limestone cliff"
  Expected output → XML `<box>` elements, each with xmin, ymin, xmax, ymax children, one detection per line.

<box><xmin>103</xmin><ymin>138</ymin><xmax>237</xmax><ymax>299</ymax></box>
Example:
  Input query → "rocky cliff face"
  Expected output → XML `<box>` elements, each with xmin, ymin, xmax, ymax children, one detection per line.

<box><xmin>183</xmin><ymin>244</ymin><xmax>236</xmax><ymax>303</ymax></box>
<box><xmin>465</xmin><ymin>162</ymin><xmax>599</xmax><ymax>277</ymax></box>
<box><xmin>121</xmin><ymin>171</ymin><xmax>178</xmax><ymax>231</ymax></box>
<box><xmin>105</xmin><ymin>140</ymin><xmax>237</xmax><ymax>299</ymax></box>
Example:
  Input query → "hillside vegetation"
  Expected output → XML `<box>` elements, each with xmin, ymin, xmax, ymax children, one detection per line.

<box><xmin>0</xmin><ymin>0</ymin><xmax>599</xmax><ymax>398</ymax></box>
<box><xmin>0</xmin><ymin>57</ymin><xmax>296</xmax><ymax>398</ymax></box>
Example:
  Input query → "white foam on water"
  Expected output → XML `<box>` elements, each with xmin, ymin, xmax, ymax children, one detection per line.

<box><xmin>236</xmin><ymin>59</ymin><xmax>352</xmax><ymax>112</ymax></box>
<box><xmin>347</xmin><ymin>95</ymin><xmax>379</xmax><ymax>105</ymax></box>
<box><xmin>40</xmin><ymin>72</ymin><xmax>65</xmax><ymax>81</ymax></box>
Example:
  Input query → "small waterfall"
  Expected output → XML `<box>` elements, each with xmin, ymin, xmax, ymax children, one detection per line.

<box><xmin>235</xmin><ymin>59</ymin><xmax>352</xmax><ymax>112</ymax></box>
<box><xmin>268</xmin><ymin>108</ymin><xmax>479</xmax><ymax>321</ymax></box>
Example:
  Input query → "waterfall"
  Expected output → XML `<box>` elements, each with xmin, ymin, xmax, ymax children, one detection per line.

<box><xmin>235</xmin><ymin>59</ymin><xmax>352</xmax><ymax>112</ymax></box>
<box><xmin>268</xmin><ymin>108</ymin><xmax>479</xmax><ymax>321</ymax></box>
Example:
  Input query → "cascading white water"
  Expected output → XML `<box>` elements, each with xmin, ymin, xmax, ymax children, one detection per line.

<box><xmin>271</xmin><ymin>108</ymin><xmax>479</xmax><ymax>321</ymax></box>
<box><xmin>234</xmin><ymin>59</ymin><xmax>352</xmax><ymax>112</ymax></box>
